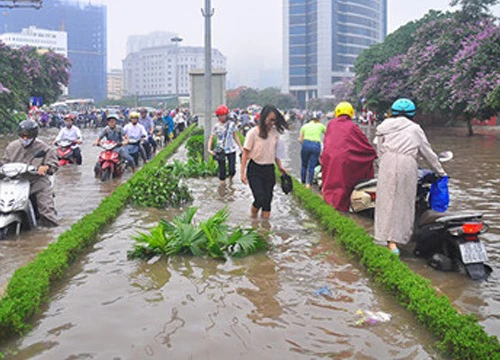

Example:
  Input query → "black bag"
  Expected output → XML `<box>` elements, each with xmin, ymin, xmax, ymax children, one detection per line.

<box><xmin>213</xmin><ymin>148</ymin><xmax>225</xmax><ymax>162</ymax></box>
<box><xmin>281</xmin><ymin>173</ymin><xmax>293</xmax><ymax>194</ymax></box>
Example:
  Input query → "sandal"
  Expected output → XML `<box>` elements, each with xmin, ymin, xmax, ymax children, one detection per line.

<box><xmin>391</xmin><ymin>248</ymin><xmax>400</xmax><ymax>256</ymax></box>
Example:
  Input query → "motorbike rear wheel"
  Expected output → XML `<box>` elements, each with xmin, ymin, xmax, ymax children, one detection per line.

<box><xmin>101</xmin><ymin>167</ymin><xmax>111</xmax><ymax>182</ymax></box>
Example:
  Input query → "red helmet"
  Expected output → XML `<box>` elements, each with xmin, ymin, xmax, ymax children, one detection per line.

<box><xmin>215</xmin><ymin>105</ymin><xmax>229</xmax><ymax>116</ymax></box>
<box><xmin>64</xmin><ymin>114</ymin><xmax>75</xmax><ymax>122</ymax></box>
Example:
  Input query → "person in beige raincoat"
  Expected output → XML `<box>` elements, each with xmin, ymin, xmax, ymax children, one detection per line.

<box><xmin>2</xmin><ymin>120</ymin><xmax>59</xmax><ymax>227</ymax></box>
<box><xmin>374</xmin><ymin>99</ymin><xmax>446</xmax><ymax>254</ymax></box>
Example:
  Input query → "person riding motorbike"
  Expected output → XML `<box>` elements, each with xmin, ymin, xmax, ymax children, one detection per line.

<box><xmin>123</xmin><ymin>112</ymin><xmax>148</xmax><ymax>165</ymax></box>
<box><xmin>321</xmin><ymin>101</ymin><xmax>377</xmax><ymax>212</ymax></box>
<box><xmin>139</xmin><ymin>108</ymin><xmax>156</xmax><ymax>158</ymax></box>
<box><xmin>2</xmin><ymin>120</ymin><xmax>59</xmax><ymax>227</ymax></box>
<box><xmin>53</xmin><ymin>114</ymin><xmax>83</xmax><ymax>165</ymax></box>
<box><xmin>93</xmin><ymin>114</ymin><xmax>136</xmax><ymax>170</ymax></box>
<box><xmin>374</xmin><ymin>98</ymin><xmax>447</xmax><ymax>255</ymax></box>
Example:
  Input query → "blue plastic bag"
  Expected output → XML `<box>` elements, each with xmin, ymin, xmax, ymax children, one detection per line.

<box><xmin>429</xmin><ymin>176</ymin><xmax>449</xmax><ymax>212</ymax></box>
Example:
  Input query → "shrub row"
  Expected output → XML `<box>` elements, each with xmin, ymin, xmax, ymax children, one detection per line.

<box><xmin>0</xmin><ymin>125</ymin><xmax>196</xmax><ymax>340</ymax></box>
<box><xmin>280</xmin><ymin>172</ymin><xmax>500</xmax><ymax>359</ymax></box>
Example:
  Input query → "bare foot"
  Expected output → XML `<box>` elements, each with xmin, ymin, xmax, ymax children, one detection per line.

<box><xmin>305</xmin><ymin>184</ymin><xmax>311</xmax><ymax>189</ymax></box>
<box><xmin>250</xmin><ymin>205</ymin><xmax>259</xmax><ymax>218</ymax></box>
<box><xmin>261</xmin><ymin>211</ymin><xmax>271</xmax><ymax>219</ymax></box>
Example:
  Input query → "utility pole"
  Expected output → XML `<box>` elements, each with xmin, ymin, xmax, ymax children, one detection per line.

<box><xmin>171</xmin><ymin>36</ymin><xmax>183</xmax><ymax>106</ymax></box>
<box><xmin>202</xmin><ymin>0</ymin><xmax>214</xmax><ymax>161</ymax></box>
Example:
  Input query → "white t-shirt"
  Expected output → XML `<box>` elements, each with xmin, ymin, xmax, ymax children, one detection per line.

<box><xmin>123</xmin><ymin>123</ymin><xmax>147</xmax><ymax>141</ymax></box>
<box><xmin>55</xmin><ymin>126</ymin><xmax>82</xmax><ymax>143</ymax></box>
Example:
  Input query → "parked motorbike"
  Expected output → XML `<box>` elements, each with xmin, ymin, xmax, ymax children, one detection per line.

<box><xmin>94</xmin><ymin>140</ymin><xmax>123</xmax><ymax>182</ymax></box>
<box><xmin>0</xmin><ymin>151</ymin><xmax>47</xmax><ymax>239</ymax></box>
<box><xmin>56</xmin><ymin>140</ymin><xmax>79</xmax><ymax>166</ymax></box>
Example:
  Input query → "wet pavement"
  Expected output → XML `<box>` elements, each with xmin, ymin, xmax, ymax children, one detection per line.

<box><xmin>0</xmin><ymin>123</ymin><xmax>499</xmax><ymax>358</ymax></box>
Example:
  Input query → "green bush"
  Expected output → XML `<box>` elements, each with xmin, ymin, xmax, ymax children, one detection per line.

<box><xmin>279</xmin><ymin>170</ymin><xmax>500</xmax><ymax>359</ymax></box>
<box><xmin>186</xmin><ymin>134</ymin><xmax>204</xmax><ymax>159</ymax></box>
<box><xmin>129</xmin><ymin>166</ymin><xmax>192</xmax><ymax>208</ymax></box>
<box><xmin>128</xmin><ymin>207</ymin><xmax>268</xmax><ymax>260</ymax></box>
<box><xmin>0</xmin><ymin>124</ymin><xmax>196</xmax><ymax>341</ymax></box>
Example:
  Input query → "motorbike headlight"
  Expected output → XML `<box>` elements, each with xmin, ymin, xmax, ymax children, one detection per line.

<box><xmin>2</xmin><ymin>164</ymin><xmax>23</xmax><ymax>178</ymax></box>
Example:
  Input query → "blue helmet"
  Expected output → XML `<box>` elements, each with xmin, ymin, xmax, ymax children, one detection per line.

<box><xmin>391</xmin><ymin>98</ymin><xmax>416</xmax><ymax>117</ymax></box>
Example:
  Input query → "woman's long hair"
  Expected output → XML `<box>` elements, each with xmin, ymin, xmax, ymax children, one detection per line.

<box><xmin>258</xmin><ymin>104</ymin><xmax>288</xmax><ymax>139</ymax></box>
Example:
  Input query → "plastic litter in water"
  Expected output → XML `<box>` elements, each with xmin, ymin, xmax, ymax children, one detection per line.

<box><xmin>355</xmin><ymin>310</ymin><xmax>391</xmax><ymax>326</ymax></box>
<box><xmin>314</xmin><ymin>286</ymin><xmax>333</xmax><ymax>297</ymax></box>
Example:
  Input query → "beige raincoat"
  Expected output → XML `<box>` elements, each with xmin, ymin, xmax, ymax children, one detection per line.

<box><xmin>374</xmin><ymin>117</ymin><xmax>446</xmax><ymax>245</ymax></box>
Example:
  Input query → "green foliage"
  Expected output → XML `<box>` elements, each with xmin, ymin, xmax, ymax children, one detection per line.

<box><xmin>278</xmin><ymin>169</ymin><xmax>500</xmax><ymax>359</ymax></box>
<box><xmin>186</xmin><ymin>135</ymin><xmax>204</xmax><ymax>159</ymax></box>
<box><xmin>450</xmin><ymin>0</ymin><xmax>500</xmax><ymax>19</ymax></box>
<box><xmin>168</xmin><ymin>158</ymin><xmax>218</xmax><ymax>178</ymax></box>
<box><xmin>227</xmin><ymin>87</ymin><xmax>298</xmax><ymax>110</ymax></box>
<box><xmin>128</xmin><ymin>207</ymin><xmax>268</xmax><ymax>260</ymax></box>
<box><xmin>0</xmin><ymin>124</ymin><xmax>196</xmax><ymax>341</ymax></box>
<box><xmin>129</xmin><ymin>166</ymin><xmax>192</xmax><ymax>208</ymax></box>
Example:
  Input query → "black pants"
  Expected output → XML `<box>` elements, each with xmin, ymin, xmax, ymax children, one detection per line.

<box><xmin>217</xmin><ymin>151</ymin><xmax>236</xmax><ymax>180</ymax></box>
<box><xmin>73</xmin><ymin>147</ymin><xmax>82</xmax><ymax>165</ymax></box>
<box><xmin>247</xmin><ymin>160</ymin><xmax>275</xmax><ymax>212</ymax></box>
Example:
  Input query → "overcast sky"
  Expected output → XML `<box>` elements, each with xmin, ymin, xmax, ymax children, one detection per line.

<box><xmin>100</xmin><ymin>0</ymin><xmax>499</xmax><ymax>86</ymax></box>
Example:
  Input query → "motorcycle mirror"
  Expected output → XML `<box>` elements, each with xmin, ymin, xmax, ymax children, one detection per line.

<box><xmin>438</xmin><ymin>151</ymin><xmax>453</xmax><ymax>163</ymax></box>
<box><xmin>33</xmin><ymin>150</ymin><xmax>47</xmax><ymax>158</ymax></box>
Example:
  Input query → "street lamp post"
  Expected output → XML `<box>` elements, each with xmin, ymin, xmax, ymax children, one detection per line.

<box><xmin>202</xmin><ymin>0</ymin><xmax>214</xmax><ymax>161</ymax></box>
<box><xmin>171</xmin><ymin>36</ymin><xmax>183</xmax><ymax>106</ymax></box>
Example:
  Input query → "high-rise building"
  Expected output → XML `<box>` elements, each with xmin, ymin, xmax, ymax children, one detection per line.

<box><xmin>283</xmin><ymin>0</ymin><xmax>387</xmax><ymax>107</ymax></box>
<box><xmin>123</xmin><ymin>33</ymin><xmax>226</xmax><ymax>100</ymax></box>
<box><xmin>0</xmin><ymin>0</ymin><xmax>107</xmax><ymax>102</ymax></box>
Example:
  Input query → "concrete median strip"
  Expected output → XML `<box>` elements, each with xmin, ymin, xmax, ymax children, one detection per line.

<box><xmin>0</xmin><ymin>125</ymin><xmax>195</xmax><ymax>341</ymax></box>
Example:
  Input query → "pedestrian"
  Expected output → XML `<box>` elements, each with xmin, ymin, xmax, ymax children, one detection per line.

<box><xmin>208</xmin><ymin>105</ymin><xmax>243</xmax><ymax>184</ymax></box>
<box><xmin>321</xmin><ymin>101</ymin><xmax>377</xmax><ymax>212</ymax></box>
<box><xmin>240</xmin><ymin>104</ymin><xmax>288</xmax><ymax>219</ymax></box>
<box><xmin>374</xmin><ymin>98</ymin><xmax>447</xmax><ymax>255</ymax></box>
<box><xmin>299</xmin><ymin>111</ymin><xmax>326</xmax><ymax>189</ymax></box>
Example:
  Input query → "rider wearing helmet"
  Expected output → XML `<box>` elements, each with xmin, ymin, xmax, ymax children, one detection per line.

<box><xmin>208</xmin><ymin>105</ymin><xmax>243</xmax><ymax>183</ymax></box>
<box><xmin>2</xmin><ymin>119</ymin><xmax>59</xmax><ymax>226</ymax></box>
<box><xmin>321</xmin><ymin>101</ymin><xmax>377</xmax><ymax>211</ymax></box>
<box><xmin>298</xmin><ymin>111</ymin><xmax>326</xmax><ymax>189</ymax></box>
<box><xmin>123</xmin><ymin>111</ymin><xmax>148</xmax><ymax>165</ymax></box>
<box><xmin>374</xmin><ymin>98</ymin><xmax>447</xmax><ymax>255</ymax></box>
<box><xmin>139</xmin><ymin>108</ymin><xmax>156</xmax><ymax>158</ymax></box>
<box><xmin>53</xmin><ymin>114</ymin><xmax>83</xmax><ymax>165</ymax></box>
<box><xmin>93</xmin><ymin>114</ymin><xmax>136</xmax><ymax>169</ymax></box>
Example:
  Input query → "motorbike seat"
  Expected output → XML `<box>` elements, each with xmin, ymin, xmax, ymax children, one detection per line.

<box><xmin>354</xmin><ymin>179</ymin><xmax>377</xmax><ymax>190</ymax></box>
<box><xmin>419</xmin><ymin>210</ymin><xmax>483</xmax><ymax>227</ymax></box>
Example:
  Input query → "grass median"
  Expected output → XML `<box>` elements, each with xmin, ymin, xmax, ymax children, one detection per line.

<box><xmin>0</xmin><ymin>125</ymin><xmax>195</xmax><ymax>340</ymax></box>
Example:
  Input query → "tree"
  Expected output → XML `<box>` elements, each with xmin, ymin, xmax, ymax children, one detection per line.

<box><xmin>450</xmin><ymin>0</ymin><xmax>500</xmax><ymax>19</ymax></box>
<box><xmin>227</xmin><ymin>87</ymin><xmax>298</xmax><ymax>110</ymax></box>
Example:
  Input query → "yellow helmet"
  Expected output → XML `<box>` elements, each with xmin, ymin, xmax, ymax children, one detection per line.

<box><xmin>334</xmin><ymin>102</ymin><xmax>354</xmax><ymax>118</ymax></box>
<box><xmin>129</xmin><ymin>111</ymin><xmax>140</xmax><ymax>119</ymax></box>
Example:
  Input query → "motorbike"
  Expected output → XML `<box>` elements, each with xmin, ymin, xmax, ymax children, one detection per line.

<box><xmin>56</xmin><ymin>140</ymin><xmax>79</xmax><ymax>166</ymax></box>
<box><xmin>124</xmin><ymin>138</ymin><xmax>144</xmax><ymax>167</ymax></box>
<box><xmin>0</xmin><ymin>151</ymin><xmax>47</xmax><ymax>240</ymax></box>
<box><xmin>94</xmin><ymin>140</ymin><xmax>123</xmax><ymax>182</ymax></box>
<box><xmin>348</xmin><ymin>151</ymin><xmax>492</xmax><ymax>280</ymax></box>
<box><xmin>153</xmin><ymin>125</ymin><xmax>164</xmax><ymax>148</ymax></box>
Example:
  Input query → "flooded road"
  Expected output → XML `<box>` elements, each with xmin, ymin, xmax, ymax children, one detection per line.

<box><xmin>0</xmin><ymin>124</ymin><xmax>498</xmax><ymax>358</ymax></box>
<box><xmin>286</xmin><ymin>124</ymin><xmax>500</xmax><ymax>338</ymax></box>
<box><xmin>0</xmin><ymin>176</ymin><xmax>439</xmax><ymax>359</ymax></box>
<box><xmin>0</xmin><ymin>128</ymin><xmax>131</xmax><ymax>291</ymax></box>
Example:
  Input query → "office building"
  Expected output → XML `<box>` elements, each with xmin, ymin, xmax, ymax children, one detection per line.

<box><xmin>283</xmin><ymin>0</ymin><xmax>387</xmax><ymax>107</ymax></box>
<box><xmin>0</xmin><ymin>0</ymin><xmax>107</xmax><ymax>101</ymax></box>
<box><xmin>123</xmin><ymin>33</ymin><xmax>226</xmax><ymax>99</ymax></box>
<box><xmin>0</xmin><ymin>26</ymin><xmax>67</xmax><ymax>56</ymax></box>
<box><xmin>107</xmin><ymin>69</ymin><xmax>124</xmax><ymax>100</ymax></box>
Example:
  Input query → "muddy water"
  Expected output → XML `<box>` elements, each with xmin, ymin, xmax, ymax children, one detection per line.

<box><xmin>286</xmin><ymin>124</ymin><xmax>500</xmax><ymax>338</ymax></box>
<box><xmin>0</xmin><ymin>175</ymin><xmax>440</xmax><ymax>359</ymax></box>
<box><xmin>0</xmin><ymin>128</ymin><xmax>133</xmax><ymax>290</ymax></box>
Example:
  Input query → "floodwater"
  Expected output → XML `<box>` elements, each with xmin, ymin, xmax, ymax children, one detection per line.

<box><xmin>286</xmin><ymin>124</ymin><xmax>500</xmax><ymax>338</ymax></box>
<box><xmin>0</xmin><ymin>128</ymin><xmax>132</xmax><ymax>292</ymax></box>
<box><xmin>0</xmin><ymin>123</ymin><xmax>498</xmax><ymax>358</ymax></box>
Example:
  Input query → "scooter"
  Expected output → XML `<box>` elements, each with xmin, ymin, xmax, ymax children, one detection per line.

<box><xmin>153</xmin><ymin>125</ymin><xmax>164</xmax><ymax>148</ymax></box>
<box><xmin>94</xmin><ymin>140</ymin><xmax>123</xmax><ymax>182</ymax></box>
<box><xmin>0</xmin><ymin>150</ymin><xmax>47</xmax><ymax>239</ymax></box>
<box><xmin>56</xmin><ymin>140</ymin><xmax>79</xmax><ymax>166</ymax></box>
<box><xmin>124</xmin><ymin>139</ymin><xmax>143</xmax><ymax>167</ymax></box>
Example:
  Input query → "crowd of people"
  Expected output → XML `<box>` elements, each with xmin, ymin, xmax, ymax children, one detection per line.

<box><xmin>2</xmin><ymin>99</ymin><xmax>446</xmax><ymax>256</ymax></box>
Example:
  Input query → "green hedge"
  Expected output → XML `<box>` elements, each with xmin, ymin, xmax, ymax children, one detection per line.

<box><xmin>280</xmin><ymin>172</ymin><xmax>500</xmax><ymax>359</ymax></box>
<box><xmin>0</xmin><ymin>125</ymin><xmax>196</xmax><ymax>340</ymax></box>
